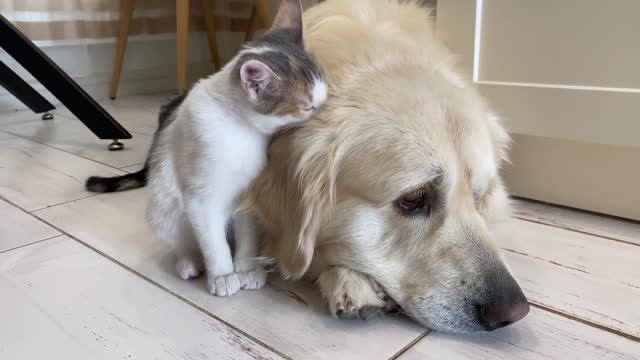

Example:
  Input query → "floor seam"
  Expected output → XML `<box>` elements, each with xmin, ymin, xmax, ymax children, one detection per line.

<box><xmin>514</xmin><ymin>216</ymin><xmax>640</xmax><ymax>248</ymax></box>
<box><xmin>28</xmin><ymin>193</ymin><xmax>101</xmax><ymax>213</ymax></box>
<box><xmin>0</xmin><ymin>185</ymin><xmax>101</xmax><ymax>214</ymax></box>
<box><xmin>53</xmin><ymin>102</ymin><xmax>160</xmax><ymax>138</ymax></box>
<box><xmin>0</xmin><ymin>128</ymin><xmax>142</xmax><ymax>173</ymax></box>
<box><xmin>129</xmin><ymin>129</ymin><xmax>154</xmax><ymax>137</ymax></box>
<box><xmin>119</xmin><ymin>162</ymin><xmax>144</xmax><ymax>171</ymax></box>
<box><xmin>0</xmin><ymin>129</ymin><xmax>15</xmax><ymax>138</ymax></box>
<box><xmin>387</xmin><ymin>330</ymin><xmax>432</xmax><ymax>359</ymax></box>
<box><xmin>115</xmin><ymin>161</ymin><xmax>149</xmax><ymax>169</ymax></box>
<box><xmin>512</xmin><ymin>196</ymin><xmax>640</xmax><ymax>225</ymax></box>
<box><xmin>0</xmin><ymin>234</ymin><xmax>64</xmax><ymax>254</ymax></box>
<box><xmin>529</xmin><ymin>302</ymin><xmax>639</xmax><ymax>342</ymax></box>
<box><xmin>0</xmin><ymin>193</ymin><xmax>64</xmax><ymax>239</ymax></box>
<box><xmin>24</xmin><ymin>208</ymin><xmax>292</xmax><ymax>360</ymax></box>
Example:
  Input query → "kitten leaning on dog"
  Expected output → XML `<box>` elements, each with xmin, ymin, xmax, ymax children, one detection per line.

<box><xmin>85</xmin><ymin>0</ymin><xmax>326</xmax><ymax>296</ymax></box>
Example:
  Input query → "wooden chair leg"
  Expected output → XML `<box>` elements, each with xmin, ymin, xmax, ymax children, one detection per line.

<box><xmin>109</xmin><ymin>0</ymin><xmax>135</xmax><ymax>99</ymax></box>
<box><xmin>244</xmin><ymin>3</ymin><xmax>260</xmax><ymax>42</ymax></box>
<box><xmin>201</xmin><ymin>0</ymin><xmax>220</xmax><ymax>70</ymax></box>
<box><xmin>254</xmin><ymin>0</ymin><xmax>273</xmax><ymax>29</ymax></box>
<box><xmin>245</xmin><ymin>0</ymin><xmax>273</xmax><ymax>42</ymax></box>
<box><xmin>176</xmin><ymin>0</ymin><xmax>190</xmax><ymax>92</ymax></box>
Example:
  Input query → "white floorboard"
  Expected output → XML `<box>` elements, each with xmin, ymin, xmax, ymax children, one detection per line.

<box><xmin>0</xmin><ymin>199</ymin><xmax>59</xmax><ymax>252</ymax></box>
<box><xmin>0</xmin><ymin>236</ymin><xmax>282</xmax><ymax>360</ymax></box>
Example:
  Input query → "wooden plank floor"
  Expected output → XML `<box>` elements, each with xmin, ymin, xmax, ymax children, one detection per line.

<box><xmin>0</xmin><ymin>236</ymin><xmax>281</xmax><ymax>360</ymax></box>
<box><xmin>1</xmin><ymin>93</ymin><xmax>639</xmax><ymax>359</ymax></box>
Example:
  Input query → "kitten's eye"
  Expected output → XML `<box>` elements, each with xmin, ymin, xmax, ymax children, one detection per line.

<box><xmin>397</xmin><ymin>191</ymin><xmax>431</xmax><ymax>216</ymax></box>
<box><xmin>302</xmin><ymin>106</ymin><xmax>316</xmax><ymax>112</ymax></box>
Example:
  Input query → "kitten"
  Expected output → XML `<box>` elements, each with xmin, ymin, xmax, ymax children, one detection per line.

<box><xmin>85</xmin><ymin>0</ymin><xmax>326</xmax><ymax>296</ymax></box>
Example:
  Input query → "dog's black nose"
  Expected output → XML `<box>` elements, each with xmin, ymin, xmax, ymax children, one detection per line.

<box><xmin>479</xmin><ymin>300</ymin><xmax>529</xmax><ymax>331</ymax></box>
<box><xmin>475</xmin><ymin>264</ymin><xmax>531</xmax><ymax>331</ymax></box>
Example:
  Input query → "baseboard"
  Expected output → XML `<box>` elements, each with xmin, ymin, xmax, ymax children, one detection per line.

<box><xmin>502</xmin><ymin>134</ymin><xmax>640</xmax><ymax>221</ymax></box>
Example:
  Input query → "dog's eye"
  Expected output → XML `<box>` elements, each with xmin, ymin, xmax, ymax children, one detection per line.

<box><xmin>397</xmin><ymin>191</ymin><xmax>430</xmax><ymax>215</ymax></box>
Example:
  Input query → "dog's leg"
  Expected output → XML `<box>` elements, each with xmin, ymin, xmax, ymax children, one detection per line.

<box><xmin>316</xmin><ymin>266</ymin><xmax>396</xmax><ymax>319</ymax></box>
<box><xmin>233</xmin><ymin>210</ymin><xmax>267</xmax><ymax>290</ymax></box>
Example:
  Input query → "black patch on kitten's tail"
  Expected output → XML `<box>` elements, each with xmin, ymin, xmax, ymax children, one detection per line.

<box><xmin>85</xmin><ymin>91</ymin><xmax>188</xmax><ymax>193</ymax></box>
<box><xmin>86</xmin><ymin>168</ymin><xmax>148</xmax><ymax>193</ymax></box>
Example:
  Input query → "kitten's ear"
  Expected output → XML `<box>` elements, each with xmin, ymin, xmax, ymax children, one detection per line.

<box><xmin>240</xmin><ymin>60</ymin><xmax>276</xmax><ymax>101</ymax></box>
<box><xmin>272</xmin><ymin>0</ymin><xmax>304</xmax><ymax>43</ymax></box>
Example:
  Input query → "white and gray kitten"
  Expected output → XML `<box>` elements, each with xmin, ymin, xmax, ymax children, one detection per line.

<box><xmin>86</xmin><ymin>0</ymin><xmax>326</xmax><ymax>296</ymax></box>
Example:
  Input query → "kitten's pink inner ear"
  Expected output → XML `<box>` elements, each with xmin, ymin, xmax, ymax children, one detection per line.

<box><xmin>240</xmin><ymin>60</ymin><xmax>275</xmax><ymax>99</ymax></box>
<box><xmin>240</xmin><ymin>60</ymin><xmax>272</xmax><ymax>84</ymax></box>
<box><xmin>272</xmin><ymin>0</ymin><xmax>303</xmax><ymax>33</ymax></box>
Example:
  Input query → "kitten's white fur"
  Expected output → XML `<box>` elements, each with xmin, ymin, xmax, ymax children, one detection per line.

<box><xmin>146</xmin><ymin>48</ymin><xmax>326</xmax><ymax>296</ymax></box>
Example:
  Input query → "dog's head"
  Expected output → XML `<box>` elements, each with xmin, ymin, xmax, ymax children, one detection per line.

<box><xmin>249</xmin><ymin>0</ymin><xmax>528</xmax><ymax>333</ymax></box>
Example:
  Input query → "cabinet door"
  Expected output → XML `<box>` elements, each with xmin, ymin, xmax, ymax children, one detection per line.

<box><xmin>437</xmin><ymin>0</ymin><xmax>640</xmax><ymax>220</ymax></box>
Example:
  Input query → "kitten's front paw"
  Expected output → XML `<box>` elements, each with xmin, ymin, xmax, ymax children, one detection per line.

<box><xmin>237</xmin><ymin>268</ymin><xmax>267</xmax><ymax>290</ymax></box>
<box><xmin>176</xmin><ymin>258</ymin><xmax>202</xmax><ymax>280</ymax></box>
<box><xmin>207</xmin><ymin>273</ymin><xmax>241</xmax><ymax>296</ymax></box>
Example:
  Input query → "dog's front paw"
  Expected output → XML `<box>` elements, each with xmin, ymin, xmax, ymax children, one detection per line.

<box><xmin>317</xmin><ymin>267</ymin><xmax>395</xmax><ymax>320</ymax></box>
<box><xmin>234</xmin><ymin>259</ymin><xmax>267</xmax><ymax>290</ymax></box>
<box><xmin>237</xmin><ymin>269</ymin><xmax>267</xmax><ymax>290</ymax></box>
<box><xmin>207</xmin><ymin>273</ymin><xmax>241</xmax><ymax>296</ymax></box>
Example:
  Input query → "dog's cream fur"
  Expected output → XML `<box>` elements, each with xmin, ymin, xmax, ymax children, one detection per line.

<box><xmin>248</xmin><ymin>0</ymin><xmax>522</xmax><ymax>333</ymax></box>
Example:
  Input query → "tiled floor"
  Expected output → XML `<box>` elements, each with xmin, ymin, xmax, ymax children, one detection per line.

<box><xmin>1</xmin><ymin>93</ymin><xmax>639</xmax><ymax>359</ymax></box>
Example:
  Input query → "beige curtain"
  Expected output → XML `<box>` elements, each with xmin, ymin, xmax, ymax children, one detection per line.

<box><xmin>0</xmin><ymin>0</ymin><xmax>254</xmax><ymax>43</ymax></box>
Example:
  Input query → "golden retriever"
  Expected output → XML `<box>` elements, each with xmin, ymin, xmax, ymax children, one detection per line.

<box><xmin>247</xmin><ymin>0</ymin><xmax>529</xmax><ymax>333</ymax></box>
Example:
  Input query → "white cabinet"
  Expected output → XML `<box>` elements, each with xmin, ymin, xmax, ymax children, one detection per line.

<box><xmin>438</xmin><ymin>0</ymin><xmax>640</xmax><ymax>220</ymax></box>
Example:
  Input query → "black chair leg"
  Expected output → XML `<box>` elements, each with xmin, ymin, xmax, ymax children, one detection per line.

<box><xmin>0</xmin><ymin>14</ymin><xmax>131</xmax><ymax>148</ymax></box>
<box><xmin>0</xmin><ymin>60</ymin><xmax>54</xmax><ymax>115</ymax></box>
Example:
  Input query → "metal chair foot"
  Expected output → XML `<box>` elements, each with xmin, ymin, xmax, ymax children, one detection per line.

<box><xmin>41</xmin><ymin>112</ymin><xmax>54</xmax><ymax>120</ymax></box>
<box><xmin>108</xmin><ymin>139</ymin><xmax>124</xmax><ymax>151</ymax></box>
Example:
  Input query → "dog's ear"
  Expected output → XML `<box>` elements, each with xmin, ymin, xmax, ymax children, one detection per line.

<box><xmin>246</xmin><ymin>126</ymin><xmax>336</xmax><ymax>280</ymax></box>
<box><xmin>486</xmin><ymin>112</ymin><xmax>511</xmax><ymax>166</ymax></box>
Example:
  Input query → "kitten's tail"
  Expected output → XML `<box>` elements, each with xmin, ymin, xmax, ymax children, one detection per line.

<box><xmin>85</xmin><ymin>92</ymin><xmax>186</xmax><ymax>194</ymax></box>
<box><xmin>85</xmin><ymin>165</ymin><xmax>148</xmax><ymax>193</ymax></box>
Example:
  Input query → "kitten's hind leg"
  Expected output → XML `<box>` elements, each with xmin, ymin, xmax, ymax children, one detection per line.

<box><xmin>174</xmin><ymin>217</ymin><xmax>203</xmax><ymax>280</ymax></box>
<box><xmin>147</xmin><ymin>195</ymin><xmax>202</xmax><ymax>280</ymax></box>
<box><xmin>233</xmin><ymin>210</ymin><xmax>267</xmax><ymax>290</ymax></box>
